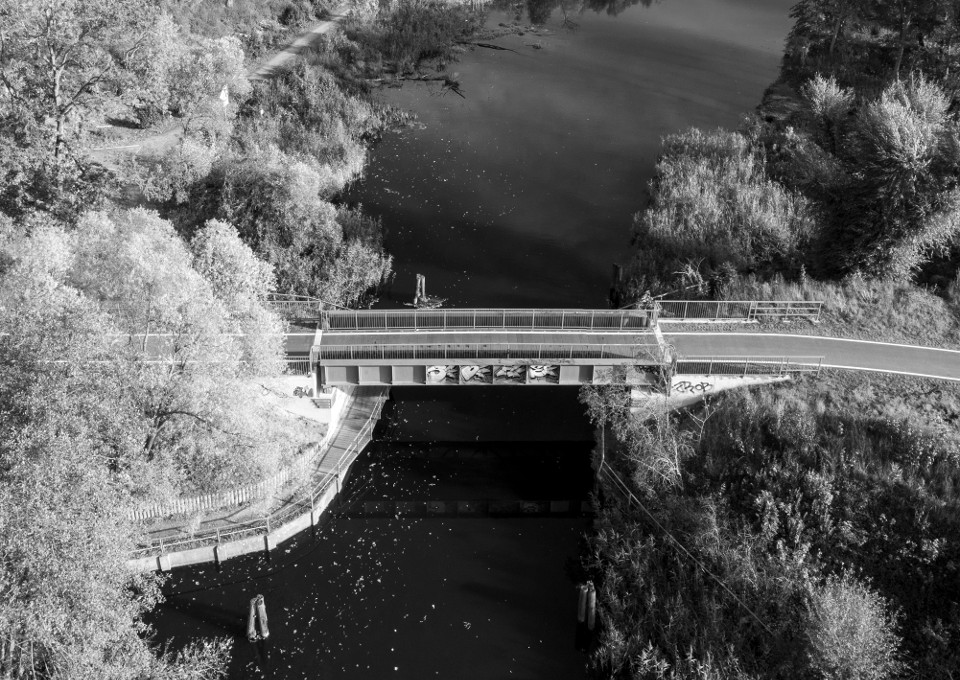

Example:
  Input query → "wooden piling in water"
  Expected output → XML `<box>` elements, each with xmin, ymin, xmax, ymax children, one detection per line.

<box><xmin>576</xmin><ymin>584</ymin><xmax>588</xmax><ymax>623</ymax></box>
<box><xmin>586</xmin><ymin>582</ymin><xmax>596</xmax><ymax>631</ymax></box>
<box><xmin>256</xmin><ymin>595</ymin><xmax>271</xmax><ymax>640</ymax></box>
<box><xmin>247</xmin><ymin>598</ymin><xmax>257</xmax><ymax>642</ymax></box>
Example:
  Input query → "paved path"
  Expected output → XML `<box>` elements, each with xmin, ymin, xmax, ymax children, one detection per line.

<box><xmin>666</xmin><ymin>332</ymin><xmax>960</xmax><ymax>382</ymax></box>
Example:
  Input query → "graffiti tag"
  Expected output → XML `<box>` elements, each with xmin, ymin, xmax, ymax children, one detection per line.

<box><xmin>673</xmin><ymin>380</ymin><xmax>712</xmax><ymax>394</ymax></box>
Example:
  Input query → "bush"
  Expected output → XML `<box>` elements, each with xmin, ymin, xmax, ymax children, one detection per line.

<box><xmin>807</xmin><ymin>573</ymin><xmax>902</xmax><ymax>680</ymax></box>
<box><xmin>626</xmin><ymin>128</ymin><xmax>814</xmax><ymax>296</ymax></box>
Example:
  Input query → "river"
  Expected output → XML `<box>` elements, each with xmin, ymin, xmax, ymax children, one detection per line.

<box><xmin>151</xmin><ymin>1</ymin><xmax>794</xmax><ymax>677</ymax></box>
<box><xmin>348</xmin><ymin>0</ymin><xmax>793</xmax><ymax>307</ymax></box>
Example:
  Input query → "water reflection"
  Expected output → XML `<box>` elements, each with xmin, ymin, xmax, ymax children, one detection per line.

<box><xmin>520</xmin><ymin>0</ymin><xmax>658</xmax><ymax>26</ymax></box>
<box><xmin>349</xmin><ymin>0</ymin><xmax>794</xmax><ymax>307</ymax></box>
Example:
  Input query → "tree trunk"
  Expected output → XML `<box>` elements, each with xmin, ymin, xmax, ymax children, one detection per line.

<box><xmin>829</xmin><ymin>17</ymin><xmax>844</xmax><ymax>57</ymax></box>
<box><xmin>894</xmin><ymin>3</ymin><xmax>908</xmax><ymax>80</ymax></box>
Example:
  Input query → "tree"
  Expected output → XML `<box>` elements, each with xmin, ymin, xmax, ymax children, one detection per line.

<box><xmin>865</xmin><ymin>0</ymin><xmax>949</xmax><ymax>79</ymax></box>
<box><xmin>0</xmin><ymin>218</ymin><xmax>231</xmax><ymax>678</ymax></box>
<box><xmin>0</xmin><ymin>0</ymin><xmax>156</xmax><ymax>163</ymax></box>
<box><xmin>789</xmin><ymin>0</ymin><xmax>855</xmax><ymax>55</ymax></box>
<box><xmin>190</xmin><ymin>219</ymin><xmax>284</xmax><ymax>374</ymax></box>
<box><xmin>835</xmin><ymin>76</ymin><xmax>960</xmax><ymax>277</ymax></box>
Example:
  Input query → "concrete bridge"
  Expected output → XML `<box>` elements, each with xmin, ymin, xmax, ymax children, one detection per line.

<box><xmin>271</xmin><ymin>300</ymin><xmax>960</xmax><ymax>394</ymax></box>
<box><xmin>130</xmin><ymin>299</ymin><xmax>960</xmax><ymax>570</ymax></box>
<box><xmin>277</xmin><ymin>305</ymin><xmax>829</xmax><ymax>394</ymax></box>
<box><xmin>310</xmin><ymin>308</ymin><xmax>666</xmax><ymax>387</ymax></box>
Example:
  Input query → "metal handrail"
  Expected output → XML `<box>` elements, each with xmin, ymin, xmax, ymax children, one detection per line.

<box><xmin>315</xmin><ymin>342</ymin><xmax>666</xmax><ymax>363</ymax></box>
<box><xmin>674</xmin><ymin>355</ymin><xmax>823</xmax><ymax>377</ymax></box>
<box><xmin>657</xmin><ymin>300</ymin><xmax>823</xmax><ymax>322</ymax></box>
<box><xmin>321</xmin><ymin>308</ymin><xmax>657</xmax><ymax>331</ymax></box>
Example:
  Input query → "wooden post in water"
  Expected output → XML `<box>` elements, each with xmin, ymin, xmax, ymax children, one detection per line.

<box><xmin>256</xmin><ymin>595</ymin><xmax>271</xmax><ymax>640</ymax></box>
<box><xmin>586</xmin><ymin>582</ymin><xmax>597</xmax><ymax>631</ymax></box>
<box><xmin>414</xmin><ymin>274</ymin><xmax>426</xmax><ymax>307</ymax></box>
<box><xmin>576</xmin><ymin>584</ymin><xmax>588</xmax><ymax>624</ymax></box>
<box><xmin>247</xmin><ymin>598</ymin><xmax>257</xmax><ymax>642</ymax></box>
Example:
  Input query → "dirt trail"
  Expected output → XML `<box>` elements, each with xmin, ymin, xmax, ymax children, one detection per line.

<box><xmin>88</xmin><ymin>5</ymin><xmax>352</xmax><ymax>162</ymax></box>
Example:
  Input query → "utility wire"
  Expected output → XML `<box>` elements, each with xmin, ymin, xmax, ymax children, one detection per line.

<box><xmin>599</xmin><ymin>460</ymin><xmax>777</xmax><ymax>638</ymax></box>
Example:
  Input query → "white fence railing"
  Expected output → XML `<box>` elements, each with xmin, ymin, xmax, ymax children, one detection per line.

<box><xmin>131</xmin><ymin>393</ymin><xmax>386</xmax><ymax>558</ymax></box>
<box><xmin>322</xmin><ymin>308</ymin><xmax>658</xmax><ymax>331</ymax></box>
<box><xmin>673</xmin><ymin>355</ymin><xmax>823</xmax><ymax>377</ymax></box>
<box><xmin>129</xmin><ymin>393</ymin><xmax>386</xmax><ymax>523</ymax></box>
<box><xmin>314</xmin><ymin>342</ymin><xmax>665</xmax><ymax>363</ymax></box>
<box><xmin>657</xmin><ymin>300</ymin><xmax>822</xmax><ymax>322</ymax></box>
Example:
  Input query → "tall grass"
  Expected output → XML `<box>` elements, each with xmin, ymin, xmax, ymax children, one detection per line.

<box><xmin>720</xmin><ymin>273</ymin><xmax>960</xmax><ymax>347</ymax></box>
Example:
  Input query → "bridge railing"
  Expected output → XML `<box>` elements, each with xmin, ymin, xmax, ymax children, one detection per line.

<box><xmin>315</xmin><ymin>342</ymin><xmax>666</xmax><ymax>363</ymax></box>
<box><xmin>284</xmin><ymin>356</ymin><xmax>312</xmax><ymax>375</ymax></box>
<box><xmin>674</xmin><ymin>355</ymin><xmax>823</xmax><ymax>377</ymax></box>
<box><xmin>322</xmin><ymin>308</ymin><xmax>657</xmax><ymax>331</ymax></box>
<box><xmin>658</xmin><ymin>300</ymin><xmax>823</xmax><ymax>322</ymax></box>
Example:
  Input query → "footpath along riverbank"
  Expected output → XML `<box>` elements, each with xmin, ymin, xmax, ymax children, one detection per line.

<box><xmin>129</xmin><ymin>386</ymin><xmax>389</xmax><ymax>572</ymax></box>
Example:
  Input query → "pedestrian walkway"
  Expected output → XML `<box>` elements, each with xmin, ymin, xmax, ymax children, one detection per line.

<box><xmin>130</xmin><ymin>386</ymin><xmax>389</xmax><ymax>570</ymax></box>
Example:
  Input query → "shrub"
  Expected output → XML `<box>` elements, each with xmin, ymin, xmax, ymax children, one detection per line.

<box><xmin>627</xmin><ymin>128</ymin><xmax>814</xmax><ymax>295</ymax></box>
<box><xmin>807</xmin><ymin>573</ymin><xmax>902</xmax><ymax>680</ymax></box>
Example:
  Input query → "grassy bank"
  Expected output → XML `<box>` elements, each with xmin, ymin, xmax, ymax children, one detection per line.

<box><xmin>598</xmin><ymin>3</ymin><xmax>960</xmax><ymax>679</ymax></box>
<box><xmin>582</xmin><ymin>374</ymin><xmax>960</xmax><ymax>679</ymax></box>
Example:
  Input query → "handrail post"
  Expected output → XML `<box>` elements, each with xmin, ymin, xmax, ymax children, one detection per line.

<box><xmin>683</xmin><ymin>299</ymin><xmax>689</xmax><ymax>319</ymax></box>
<box><xmin>707</xmin><ymin>357</ymin><xmax>713</xmax><ymax>375</ymax></box>
<box><xmin>561</xmin><ymin>309</ymin><xmax>565</xmax><ymax>330</ymax></box>
<box><xmin>591</xmin><ymin>309</ymin><xmax>595</xmax><ymax>331</ymax></box>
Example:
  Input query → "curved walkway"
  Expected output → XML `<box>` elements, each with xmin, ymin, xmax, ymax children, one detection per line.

<box><xmin>129</xmin><ymin>386</ymin><xmax>388</xmax><ymax>572</ymax></box>
<box><xmin>666</xmin><ymin>332</ymin><xmax>960</xmax><ymax>382</ymax></box>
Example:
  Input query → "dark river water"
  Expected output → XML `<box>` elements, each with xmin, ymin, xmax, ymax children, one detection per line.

<box><xmin>350</xmin><ymin>0</ymin><xmax>793</xmax><ymax>307</ymax></box>
<box><xmin>152</xmin><ymin>1</ymin><xmax>794</xmax><ymax>677</ymax></box>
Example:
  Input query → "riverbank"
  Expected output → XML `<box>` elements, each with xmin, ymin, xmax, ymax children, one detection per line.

<box><xmin>129</xmin><ymin>386</ymin><xmax>388</xmax><ymax>572</ymax></box>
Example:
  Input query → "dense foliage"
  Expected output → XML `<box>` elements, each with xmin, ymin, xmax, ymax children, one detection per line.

<box><xmin>603</xmin><ymin>2</ymin><xmax>960</xmax><ymax>679</ymax></box>
<box><xmin>582</xmin><ymin>378</ymin><xmax>960</xmax><ymax>679</ymax></box>
<box><xmin>621</xmin><ymin>1</ymin><xmax>960</xmax><ymax>305</ymax></box>
<box><xmin>0</xmin><ymin>0</ymin><xmax>484</xmax><ymax>676</ymax></box>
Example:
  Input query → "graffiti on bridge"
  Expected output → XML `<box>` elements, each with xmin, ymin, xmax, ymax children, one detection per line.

<box><xmin>672</xmin><ymin>380</ymin><xmax>713</xmax><ymax>394</ymax></box>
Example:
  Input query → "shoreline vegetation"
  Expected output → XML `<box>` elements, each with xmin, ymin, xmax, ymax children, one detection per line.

<box><xmin>592</xmin><ymin>2</ymin><xmax>960</xmax><ymax>679</ymax></box>
<box><xmin>0</xmin><ymin>0</ymin><xmax>488</xmax><ymax>675</ymax></box>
